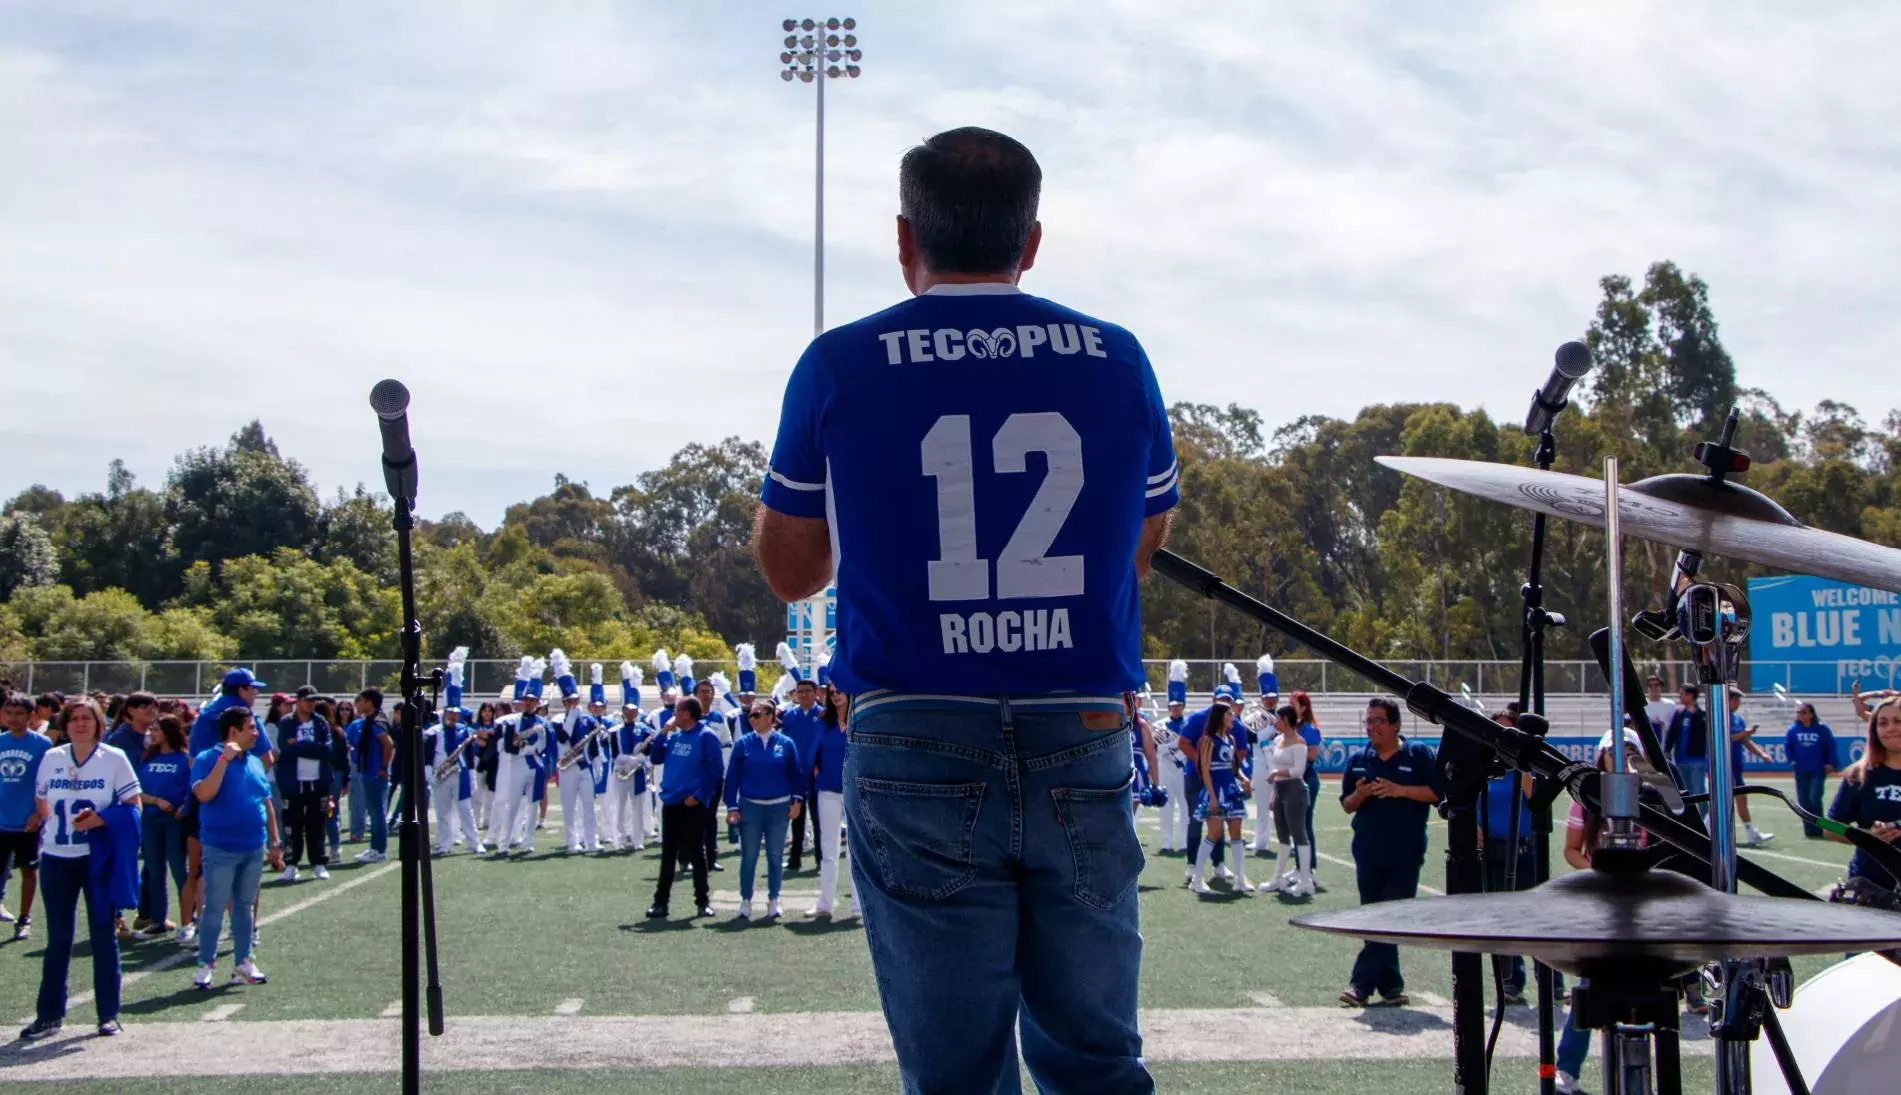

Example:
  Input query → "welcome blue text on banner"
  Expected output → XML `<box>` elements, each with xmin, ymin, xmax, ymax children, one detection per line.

<box><xmin>1747</xmin><ymin>575</ymin><xmax>1901</xmax><ymax>693</ymax></box>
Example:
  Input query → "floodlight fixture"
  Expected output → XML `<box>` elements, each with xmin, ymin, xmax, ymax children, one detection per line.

<box><xmin>776</xmin><ymin>18</ymin><xmax>864</xmax><ymax>336</ymax></box>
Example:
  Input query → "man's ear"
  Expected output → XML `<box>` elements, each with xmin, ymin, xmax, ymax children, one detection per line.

<box><xmin>1016</xmin><ymin>221</ymin><xmax>1042</xmax><ymax>276</ymax></box>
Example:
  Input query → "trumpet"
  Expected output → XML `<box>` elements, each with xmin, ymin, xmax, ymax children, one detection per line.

<box><xmin>557</xmin><ymin>724</ymin><xmax>609</xmax><ymax>771</ymax></box>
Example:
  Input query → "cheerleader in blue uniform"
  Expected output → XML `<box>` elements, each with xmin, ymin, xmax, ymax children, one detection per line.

<box><xmin>1189</xmin><ymin>703</ymin><xmax>1255</xmax><ymax>894</ymax></box>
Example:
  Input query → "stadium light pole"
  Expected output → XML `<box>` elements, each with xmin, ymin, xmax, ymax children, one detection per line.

<box><xmin>779</xmin><ymin>17</ymin><xmax>863</xmax><ymax>336</ymax></box>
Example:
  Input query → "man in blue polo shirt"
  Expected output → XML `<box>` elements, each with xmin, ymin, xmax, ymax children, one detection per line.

<box><xmin>1339</xmin><ymin>697</ymin><xmax>1442</xmax><ymax>1008</ymax></box>
<box><xmin>753</xmin><ymin>127</ymin><xmax>1177</xmax><ymax>1095</ymax></box>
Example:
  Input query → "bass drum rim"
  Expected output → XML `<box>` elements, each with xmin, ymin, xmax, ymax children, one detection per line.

<box><xmin>1750</xmin><ymin>952</ymin><xmax>1901</xmax><ymax>1094</ymax></box>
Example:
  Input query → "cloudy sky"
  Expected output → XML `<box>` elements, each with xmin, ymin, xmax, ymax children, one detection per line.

<box><xmin>3</xmin><ymin>1</ymin><xmax>1896</xmax><ymax>526</ymax></box>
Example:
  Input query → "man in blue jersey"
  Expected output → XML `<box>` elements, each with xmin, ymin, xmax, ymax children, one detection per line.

<box><xmin>754</xmin><ymin>126</ymin><xmax>1176</xmax><ymax>1095</ymax></box>
<box><xmin>1</xmin><ymin>693</ymin><xmax>52</xmax><ymax>940</ymax></box>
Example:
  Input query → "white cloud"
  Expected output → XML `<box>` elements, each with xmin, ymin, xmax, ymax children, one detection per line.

<box><xmin>1</xmin><ymin>0</ymin><xmax>1896</xmax><ymax>525</ymax></box>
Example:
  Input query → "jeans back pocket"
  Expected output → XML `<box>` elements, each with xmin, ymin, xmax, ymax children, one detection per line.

<box><xmin>852</xmin><ymin>777</ymin><xmax>985</xmax><ymax>901</ymax></box>
<box><xmin>1051</xmin><ymin>776</ymin><xmax>1144</xmax><ymax>910</ymax></box>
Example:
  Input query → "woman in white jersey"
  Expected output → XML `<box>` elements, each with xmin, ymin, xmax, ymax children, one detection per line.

<box><xmin>20</xmin><ymin>697</ymin><xmax>142</xmax><ymax>1041</ymax></box>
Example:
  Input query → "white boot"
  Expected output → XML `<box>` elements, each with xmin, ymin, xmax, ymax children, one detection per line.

<box><xmin>1189</xmin><ymin>839</ymin><xmax>1215</xmax><ymax>894</ymax></box>
<box><xmin>1289</xmin><ymin>844</ymin><xmax>1316</xmax><ymax>897</ymax></box>
<box><xmin>1228</xmin><ymin>840</ymin><xmax>1253</xmax><ymax>892</ymax></box>
<box><xmin>1259</xmin><ymin>844</ymin><xmax>1293</xmax><ymax>892</ymax></box>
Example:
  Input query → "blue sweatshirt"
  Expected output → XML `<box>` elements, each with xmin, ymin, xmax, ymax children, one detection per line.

<box><xmin>188</xmin><ymin>693</ymin><xmax>275</xmax><ymax>763</ymax></box>
<box><xmin>812</xmin><ymin>724</ymin><xmax>847</xmax><ymax>794</ymax></box>
<box><xmin>649</xmin><ymin>724</ymin><xmax>723</xmax><ymax>806</ymax></box>
<box><xmin>1785</xmin><ymin>721</ymin><xmax>1837</xmax><ymax>774</ymax></box>
<box><xmin>779</xmin><ymin>704</ymin><xmax>825</xmax><ymax>785</ymax></box>
<box><xmin>723</xmin><ymin>731</ymin><xmax>805</xmax><ymax>808</ymax></box>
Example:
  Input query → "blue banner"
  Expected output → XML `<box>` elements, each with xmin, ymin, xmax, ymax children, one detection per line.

<box><xmin>1747</xmin><ymin>575</ymin><xmax>1901</xmax><ymax>693</ymax></box>
<box><xmin>1311</xmin><ymin>734</ymin><xmax>1861</xmax><ymax>774</ymax></box>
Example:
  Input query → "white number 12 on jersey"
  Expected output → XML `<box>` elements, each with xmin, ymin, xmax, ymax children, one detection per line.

<box><xmin>921</xmin><ymin>412</ymin><xmax>1084</xmax><ymax>602</ymax></box>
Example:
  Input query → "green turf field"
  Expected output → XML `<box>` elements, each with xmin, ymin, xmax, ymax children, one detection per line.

<box><xmin>0</xmin><ymin>778</ymin><xmax>1859</xmax><ymax>1092</ymax></box>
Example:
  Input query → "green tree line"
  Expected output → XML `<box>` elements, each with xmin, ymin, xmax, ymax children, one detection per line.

<box><xmin>2</xmin><ymin>261</ymin><xmax>1896</xmax><ymax>673</ymax></box>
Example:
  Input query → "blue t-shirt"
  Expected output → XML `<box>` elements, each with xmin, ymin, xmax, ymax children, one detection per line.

<box><xmin>1828</xmin><ymin>766</ymin><xmax>1901</xmax><ymax>888</ymax></box>
<box><xmin>1299</xmin><ymin>723</ymin><xmax>1323</xmax><ymax>784</ymax></box>
<box><xmin>1784</xmin><ymin>722</ymin><xmax>1836</xmax><ymax>774</ymax></box>
<box><xmin>761</xmin><ymin>285</ymin><xmax>1180</xmax><ymax>697</ymax></box>
<box><xmin>1483</xmin><ymin>774</ymin><xmax>1533</xmax><ymax>842</ymax></box>
<box><xmin>191</xmin><ymin>747</ymin><xmax>273</xmax><ymax>853</ymax></box>
<box><xmin>0</xmin><ymin>730</ymin><xmax>53</xmax><ymax>831</ymax></box>
<box><xmin>136</xmin><ymin>751</ymin><xmax>194</xmax><ymax>819</ymax></box>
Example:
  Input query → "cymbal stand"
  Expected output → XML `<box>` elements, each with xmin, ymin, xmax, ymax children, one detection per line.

<box><xmin>1516</xmin><ymin>424</ymin><xmax>1565</xmax><ymax>1095</ymax></box>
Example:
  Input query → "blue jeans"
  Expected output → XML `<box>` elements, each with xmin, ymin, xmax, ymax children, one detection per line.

<box><xmin>139</xmin><ymin>810</ymin><xmax>189</xmax><ymax>923</ymax></box>
<box><xmin>1678</xmin><ymin>760</ymin><xmax>1708</xmax><ymax>819</ymax></box>
<box><xmin>36</xmin><ymin>853</ymin><xmax>122</xmax><ymax>1024</ymax></box>
<box><xmin>1794</xmin><ymin>771</ymin><xmax>1827</xmax><ymax>837</ymax></box>
<box><xmin>327</xmin><ymin>773</ymin><xmax>345</xmax><ymax>851</ymax></box>
<box><xmin>1557</xmin><ymin>978</ymin><xmax>1592</xmax><ymax>1079</ymax></box>
<box><xmin>351</xmin><ymin>774</ymin><xmax>390</xmax><ymax>853</ymax></box>
<box><xmin>198</xmin><ymin>845</ymin><xmax>265</xmax><ymax>966</ymax></box>
<box><xmin>1349</xmin><ymin>854</ymin><xmax>1422</xmax><ymax>997</ymax></box>
<box><xmin>737</xmin><ymin>799</ymin><xmax>792</xmax><ymax>902</ymax></box>
<box><xmin>1304</xmin><ymin>770</ymin><xmax>1321</xmax><ymax>861</ymax></box>
<box><xmin>846</xmin><ymin>698</ymin><xmax>1151</xmax><ymax>1095</ymax></box>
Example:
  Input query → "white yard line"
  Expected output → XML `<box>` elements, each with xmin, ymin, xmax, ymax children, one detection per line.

<box><xmin>1741</xmin><ymin>846</ymin><xmax>1851</xmax><ymax>871</ymax></box>
<box><xmin>200</xmin><ymin>1003</ymin><xmax>244</xmax><ymax>1023</ymax></box>
<box><xmin>380</xmin><ymin>1001</ymin><xmax>404</xmax><ymax>1019</ymax></box>
<box><xmin>554</xmin><ymin>998</ymin><xmax>584</xmax><ymax>1016</ymax></box>
<box><xmin>1247</xmin><ymin>991</ymin><xmax>1284</xmax><ymax>1008</ymax></box>
<box><xmin>15</xmin><ymin>861</ymin><xmax>399</xmax><ymax>1026</ymax></box>
<box><xmin>1415</xmin><ymin>991</ymin><xmax>1452</xmax><ymax>1007</ymax></box>
<box><xmin>0</xmin><ymin>1006</ymin><xmax>1714</xmax><ymax>1079</ymax></box>
<box><xmin>727</xmin><ymin>997</ymin><xmax>756</xmax><ymax>1014</ymax></box>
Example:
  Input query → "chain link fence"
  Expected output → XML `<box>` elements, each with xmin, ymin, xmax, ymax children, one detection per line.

<box><xmin>0</xmin><ymin>657</ymin><xmax>1863</xmax><ymax>700</ymax></box>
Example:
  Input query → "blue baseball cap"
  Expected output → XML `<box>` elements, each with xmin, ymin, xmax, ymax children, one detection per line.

<box><xmin>221</xmin><ymin>668</ymin><xmax>267</xmax><ymax>691</ymax></box>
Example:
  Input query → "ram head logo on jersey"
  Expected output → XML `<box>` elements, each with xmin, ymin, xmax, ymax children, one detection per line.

<box><xmin>964</xmin><ymin>327</ymin><xmax>1017</xmax><ymax>359</ymax></box>
<box><xmin>0</xmin><ymin>757</ymin><xmax>26</xmax><ymax>780</ymax></box>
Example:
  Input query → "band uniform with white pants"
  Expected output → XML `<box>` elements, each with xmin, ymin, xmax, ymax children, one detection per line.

<box><xmin>424</xmin><ymin>711</ymin><xmax>483</xmax><ymax>857</ymax></box>
<box><xmin>489</xmin><ymin>705</ymin><xmax>547</xmax><ymax>855</ymax></box>
<box><xmin>553</xmin><ymin>696</ymin><xmax>602</xmax><ymax>854</ymax></box>
<box><xmin>606</xmin><ymin>709</ymin><xmax>653</xmax><ymax>852</ymax></box>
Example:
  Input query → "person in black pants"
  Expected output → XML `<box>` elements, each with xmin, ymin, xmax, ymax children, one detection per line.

<box><xmin>646</xmin><ymin>698</ymin><xmax>724</xmax><ymax>918</ymax></box>
<box><xmin>273</xmin><ymin>687</ymin><xmax>335</xmax><ymax>882</ymax></box>
<box><xmin>1338</xmin><ymin>698</ymin><xmax>1443</xmax><ymax>1008</ymax></box>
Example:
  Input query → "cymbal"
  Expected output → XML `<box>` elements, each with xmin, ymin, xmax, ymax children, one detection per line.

<box><xmin>1290</xmin><ymin>869</ymin><xmax>1901</xmax><ymax>974</ymax></box>
<box><xmin>1376</xmin><ymin>456</ymin><xmax>1901</xmax><ymax>593</ymax></box>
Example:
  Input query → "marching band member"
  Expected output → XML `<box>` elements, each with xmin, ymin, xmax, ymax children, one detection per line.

<box><xmin>724</xmin><ymin>700</ymin><xmax>805</xmax><ymax>920</ymax></box>
<box><xmin>586</xmin><ymin>667</ymin><xmax>614</xmax><ymax>849</ymax></box>
<box><xmin>1244</xmin><ymin>656</ymin><xmax>1279</xmax><ymax>853</ymax></box>
<box><xmin>426</xmin><ymin>701</ymin><xmax>483</xmax><ymax>858</ymax></box>
<box><xmin>469</xmin><ymin>702</ymin><xmax>498</xmax><ymax>831</ymax></box>
<box><xmin>549</xmin><ymin>651</ymin><xmax>604</xmax><ymax>855</ymax></box>
<box><xmin>806</xmin><ymin>688</ymin><xmax>857</xmax><ymax>919</ymax></box>
<box><xmin>1156</xmin><ymin>663</ymin><xmax>1189</xmax><ymax>852</ymax></box>
<box><xmin>606</xmin><ymin>663</ymin><xmax>652</xmax><ymax>851</ymax></box>
<box><xmin>487</xmin><ymin>657</ymin><xmax>548</xmax><ymax>856</ymax></box>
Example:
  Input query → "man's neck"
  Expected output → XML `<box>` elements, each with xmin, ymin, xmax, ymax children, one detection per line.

<box><xmin>914</xmin><ymin>270</ymin><xmax>1019</xmax><ymax>295</ymax></box>
<box><xmin>1373</xmin><ymin>740</ymin><xmax>1401</xmax><ymax>761</ymax></box>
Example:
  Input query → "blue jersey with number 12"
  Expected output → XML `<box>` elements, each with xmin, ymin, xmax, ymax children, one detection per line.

<box><xmin>762</xmin><ymin>284</ymin><xmax>1179</xmax><ymax>697</ymax></box>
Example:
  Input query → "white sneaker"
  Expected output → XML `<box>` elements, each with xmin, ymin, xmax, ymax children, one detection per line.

<box><xmin>738</xmin><ymin>900</ymin><xmax>752</xmax><ymax>920</ymax></box>
<box><xmin>1289</xmin><ymin>877</ymin><xmax>1316</xmax><ymax>898</ymax></box>
<box><xmin>355</xmin><ymin>849</ymin><xmax>388</xmax><ymax>864</ymax></box>
<box><xmin>176</xmin><ymin>924</ymin><xmax>196</xmax><ymax>946</ymax></box>
<box><xmin>468</xmin><ymin>847</ymin><xmax>485</xmax><ymax>858</ymax></box>
<box><xmin>0</xmin><ymin>905</ymin><xmax>14</xmax><ymax>923</ymax></box>
<box><xmin>767</xmin><ymin>898</ymin><xmax>783</xmax><ymax>920</ymax></box>
<box><xmin>313</xmin><ymin>865</ymin><xmax>330</xmax><ymax>881</ymax></box>
<box><xmin>1234</xmin><ymin>876</ymin><xmax>1255</xmax><ymax>893</ymax></box>
<box><xmin>231</xmin><ymin>958</ymin><xmax>267</xmax><ymax>985</ymax></box>
<box><xmin>1213</xmin><ymin>863</ymin><xmax>1233</xmax><ymax>881</ymax></box>
<box><xmin>1189</xmin><ymin>877</ymin><xmax>1213</xmax><ymax>895</ymax></box>
<box><xmin>278</xmin><ymin>866</ymin><xmax>298</xmax><ymax>883</ymax></box>
<box><xmin>1554</xmin><ymin>1072</ymin><xmax>1583</xmax><ymax>1094</ymax></box>
<box><xmin>804</xmin><ymin>906</ymin><xmax>833</xmax><ymax>919</ymax></box>
<box><xmin>192</xmin><ymin>963</ymin><xmax>216</xmax><ymax>989</ymax></box>
<box><xmin>1257</xmin><ymin>875</ymin><xmax>1288</xmax><ymax>893</ymax></box>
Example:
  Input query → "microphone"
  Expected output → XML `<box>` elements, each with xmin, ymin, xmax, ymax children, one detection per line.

<box><xmin>1523</xmin><ymin>341</ymin><xmax>1593</xmax><ymax>436</ymax></box>
<box><xmin>369</xmin><ymin>379</ymin><xmax>419</xmax><ymax>504</ymax></box>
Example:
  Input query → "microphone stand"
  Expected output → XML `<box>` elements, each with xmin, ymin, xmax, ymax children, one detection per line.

<box><xmin>386</xmin><ymin>454</ymin><xmax>446</xmax><ymax>1092</ymax></box>
<box><xmin>1518</xmin><ymin>423</ymin><xmax>1562</xmax><ymax>1095</ymax></box>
